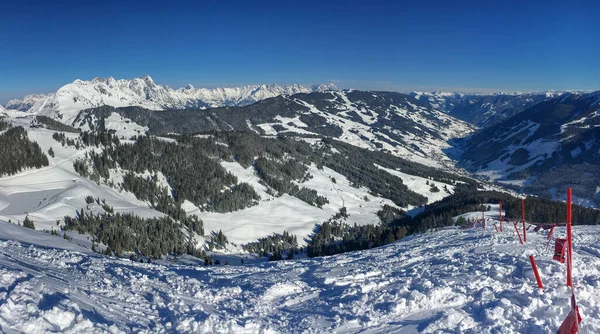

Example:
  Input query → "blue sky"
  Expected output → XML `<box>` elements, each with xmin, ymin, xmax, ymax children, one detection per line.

<box><xmin>0</xmin><ymin>0</ymin><xmax>598</xmax><ymax>103</ymax></box>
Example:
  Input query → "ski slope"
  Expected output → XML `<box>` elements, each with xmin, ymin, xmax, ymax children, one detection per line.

<box><xmin>0</xmin><ymin>214</ymin><xmax>598</xmax><ymax>333</ymax></box>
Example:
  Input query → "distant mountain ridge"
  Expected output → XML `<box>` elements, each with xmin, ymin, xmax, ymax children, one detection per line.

<box><xmin>6</xmin><ymin>93</ymin><xmax>53</xmax><ymax>111</ymax></box>
<box><xmin>4</xmin><ymin>75</ymin><xmax>338</xmax><ymax>124</ymax></box>
<box><xmin>461</xmin><ymin>90</ymin><xmax>600</xmax><ymax>205</ymax></box>
<box><xmin>4</xmin><ymin>75</ymin><xmax>587</xmax><ymax>128</ymax></box>
<box><xmin>410</xmin><ymin>91</ymin><xmax>573</xmax><ymax>126</ymax></box>
<box><xmin>73</xmin><ymin>89</ymin><xmax>475</xmax><ymax>168</ymax></box>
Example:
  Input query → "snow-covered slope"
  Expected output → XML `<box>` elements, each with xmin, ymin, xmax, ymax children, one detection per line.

<box><xmin>5</xmin><ymin>93</ymin><xmax>52</xmax><ymax>112</ymax></box>
<box><xmin>289</xmin><ymin>90</ymin><xmax>475</xmax><ymax>167</ymax></box>
<box><xmin>76</xmin><ymin>89</ymin><xmax>476</xmax><ymax>168</ymax></box>
<box><xmin>0</xmin><ymin>123</ymin><xmax>165</xmax><ymax>231</ymax></box>
<box><xmin>14</xmin><ymin>75</ymin><xmax>337</xmax><ymax>124</ymax></box>
<box><xmin>0</xmin><ymin>213</ymin><xmax>598</xmax><ymax>333</ymax></box>
<box><xmin>461</xmin><ymin>91</ymin><xmax>600</xmax><ymax>206</ymax></box>
<box><xmin>411</xmin><ymin>91</ymin><xmax>567</xmax><ymax>126</ymax></box>
<box><xmin>0</xmin><ymin>117</ymin><xmax>409</xmax><ymax>246</ymax></box>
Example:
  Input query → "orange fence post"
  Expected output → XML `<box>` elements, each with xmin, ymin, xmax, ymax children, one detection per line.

<box><xmin>529</xmin><ymin>255</ymin><xmax>544</xmax><ymax>289</ymax></box>
<box><xmin>546</xmin><ymin>225</ymin><xmax>555</xmax><ymax>251</ymax></box>
<box><xmin>522</xmin><ymin>198</ymin><xmax>526</xmax><ymax>243</ymax></box>
<box><xmin>514</xmin><ymin>222</ymin><xmax>524</xmax><ymax>244</ymax></box>
<box><xmin>566</xmin><ymin>188</ymin><xmax>573</xmax><ymax>287</ymax></box>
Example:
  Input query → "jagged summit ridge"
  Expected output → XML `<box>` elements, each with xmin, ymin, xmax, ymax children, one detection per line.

<box><xmin>6</xmin><ymin>75</ymin><xmax>339</xmax><ymax>123</ymax></box>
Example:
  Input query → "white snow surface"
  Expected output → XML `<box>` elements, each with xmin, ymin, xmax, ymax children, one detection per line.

<box><xmin>0</xmin><ymin>215</ymin><xmax>598</xmax><ymax>333</ymax></box>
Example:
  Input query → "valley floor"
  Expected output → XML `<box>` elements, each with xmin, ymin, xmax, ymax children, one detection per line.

<box><xmin>0</xmin><ymin>220</ymin><xmax>599</xmax><ymax>333</ymax></box>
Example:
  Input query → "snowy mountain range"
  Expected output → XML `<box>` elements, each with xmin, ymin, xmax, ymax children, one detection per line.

<box><xmin>4</xmin><ymin>75</ymin><xmax>577</xmax><ymax>129</ymax></box>
<box><xmin>4</xmin><ymin>75</ymin><xmax>338</xmax><ymax>124</ymax></box>
<box><xmin>5</xmin><ymin>93</ymin><xmax>53</xmax><ymax>111</ymax></box>
<box><xmin>4</xmin><ymin>75</ymin><xmax>600</xmax><ymax>205</ymax></box>
<box><xmin>411</xmin><ymin>90</ymin><xmax>568</xmax><ymax>126</ymax></box>
<box><xmin>461</xmin><ymin>91</ymin><xmax>600</xmax><ymax>205</ymax></box>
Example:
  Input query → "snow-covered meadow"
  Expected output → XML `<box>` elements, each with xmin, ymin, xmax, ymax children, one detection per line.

<box><xmin>0</xmin><ymin>214</ymin><xmax>598</xmax><ymax>333</ymax></box>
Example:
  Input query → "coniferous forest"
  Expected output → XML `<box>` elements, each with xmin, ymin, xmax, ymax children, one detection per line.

<box><xmin>0</xmin><ymin>119</ymin><xmax>49</xmax><ymax>176</ymax></box>
<box><xmin>63</xmin><ymin>208</ymin><xmax>205</xmax><ymax>259</ymax></box>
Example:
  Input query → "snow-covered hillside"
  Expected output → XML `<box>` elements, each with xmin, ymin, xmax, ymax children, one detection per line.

<box><xmin>0</xmin><ymin>117</ymin><xmax>422</xmax><ymax>246</ymax></box>
<box><xmin>288</xmin><ymin>90</ymin><xmax>475</xmax><ymax>168</ymax></box>
<box><xmin>410</xmin><ymin>91</ymin><xmax>567</xmax><ymax>126</ymax></box>
<box><xmin>7</xmin><ymin>75</ymin><xmax>337</xmax><ymax>124</ymax></box>
<box><xmin>461</xmin><ymin>91</ymin><xmax>600</xmax><ymax>206</ymax></box>
<box><xmin>0</xmin><ymin>211</ymin><xmax>598</xmax><ymax>333</ymax></box>
<box><xmin>3</xmin><ymin>75</ymin><xmax>480</xmax><ymax>168</ymax></box>
<box><xmin>65</xmin><ymin>88</ymin><xmax>475</xmax><ymax>168</ymax></box>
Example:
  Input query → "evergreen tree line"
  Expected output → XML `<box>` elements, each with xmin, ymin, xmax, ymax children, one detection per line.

<box><xmin>72</xmin><ymin>134</ymin><xmax>261</xmax><ymax>214</ymax></box>
<box><xmin>68</xmin><ymin>129</ymin><xmax>475</xmax><ymax>215</ymax></box>
<box><xmin>0</xmin><ymin>125</ymin><xmax>49</xmax><ymax>176</ymax></box>
<box><xmin>393</xmin><ymin>190</ymin><xmax>600</xmax><ymax>235</ymax></box>
<box><xmin>321</xmin><ymin>138</ymin><xmax>477</xmax><ymax>187</ymax></box>
<box><xmin>320</xmin><ymin>144</ymin><xmax>427</xmax><ymax>208</ymax></box>
<box><xmin>208</xmin><ymin>131</ymin><xmax>451</xmax><ymax>209</ymax></box>
<box><xmin>207</xmin><ymin>230</ymin><xmax>229</xmax><ymax>251</ymax></box>
<box><xmin>243</xmin><ymin>231</ymin><xmax>299</xmax><ymax>259</ymax></box>
<box><xmin>377</xmin><ymin>204</ymin><xmax>407</xmax><ymax>224</ymax></box>
<box><xmin>122</xmin><ymin>173</ymin><xmax>184</xmax><ymax>218</ymax></box>
<box><xmin>306</xmin><ymin>208</ymin><xmax>410</xmax><ymax>257</ymax></box>
<box><xmin>0</xmin><ymin>118</ymin><xmax>8</xmax><ymax>131</ymax></box>
<box><xmin>35</xmin><ymin>116</ymin><xmax>80</xmax><ymax>133</ymax></box>
<box><xmin>52</xmin><ymin>132</ymin><xmax>80</xmax><ymax>148</ymax></box>
<box><xmin>79</xmin><ymin>131</ymin><xmax>121</xmax><ymax>147</ymax></box>
<box><xmin>302</xmin><ymin>187</ymin><xmax>600</xmax><ymax>259</ymax></box>
<box><xmin>23</xmin><ymin>215</ymin><xmax>36</xmax><ymax>230</ymax></box>
<box><xmin>254</xmin><ymin>157</ymin><xmax>329</xmax><ymax>207</ymax></box>
<box><xmin>53</xmin><ymin>131</ymin><xmax>120</xmax><ymax>150</ymax></box>
<box><xmin>63</xmin><ymin>208</ymin><xmax>205</xmax><ymax>259</ymax></box>
<box><xmin>202</xmin><ymin>131</ymin><xmax>318</xmax><ymax>169</ymax></box>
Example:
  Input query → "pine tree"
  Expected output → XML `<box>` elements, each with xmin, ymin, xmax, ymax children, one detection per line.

<box><xmin>23</xmin><ymin>215</ymin><xmax>35</xmax><ymax>230</ymax></box>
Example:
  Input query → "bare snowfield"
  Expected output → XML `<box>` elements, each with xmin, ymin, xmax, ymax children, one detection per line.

<box><xmin>0</xmin><ymin>214</ymin><xmax>598</xmax><ymax>333</ymax></box>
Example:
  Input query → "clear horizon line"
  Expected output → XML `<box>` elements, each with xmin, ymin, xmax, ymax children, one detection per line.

<box><xmin>1</xmin><ymin>74</ymin><xmax>598</xmax><ymax>106</ymax></box>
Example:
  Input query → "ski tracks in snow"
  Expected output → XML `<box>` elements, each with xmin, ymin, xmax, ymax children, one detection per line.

<box><xmin>0</xmin><ymin>225</ymin><xmax>599</xmax><ymax>333</ymax></box>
